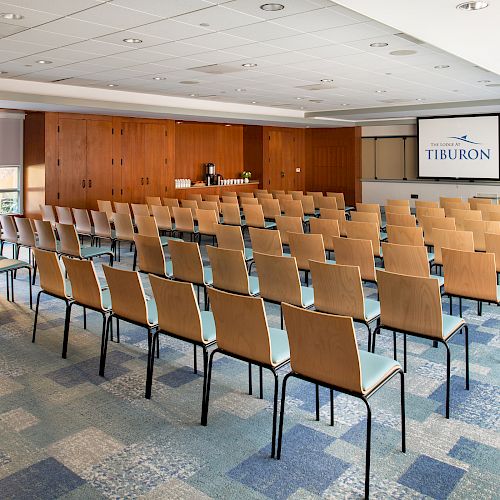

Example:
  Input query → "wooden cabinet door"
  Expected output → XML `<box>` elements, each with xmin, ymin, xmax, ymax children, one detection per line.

<box><xmin>58</xmin><ymin>118</ymin><xmax>87</xmax><ymax>208</ymax></box>
<box><xmin>266</xmin><ymin>130</ymin><xmax>295</xmax><ymax>190</ymax></box>
<box><xmin>144</xmin><ymin>123</ymin><xmax>166</xmax><ymax>199</ymax></box>
<box><xmin>120</xmin><ymin>122</ymin><xmax>145</xmax><ymax>203</ymax></box>
<box><xmin>86</xmin><ymin>120</ymin><xmax>113</xmax><ymax>210</ymax></box>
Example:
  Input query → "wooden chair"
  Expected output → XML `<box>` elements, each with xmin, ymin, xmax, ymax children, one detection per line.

<box><xmin>199</xmin><ymin>200</ymin><xmax>220</xmax><ymax>216</ymax></box>
<box><xmin>239</xmin><ymin>192</ymin><xmax>254</xmax><ymax>199</ymax></box>
<box><xmin>415</xmin><ymin>200</ymin><xmax>439</xmax><ymax>209</ymax></box>
<box><xmin>326</xmin><ymin>192</ymin><xmax>348</xmax><ymax>210</ymax></box>
<box><xmin>172</xmin><ymin>207</ymin><xmax>198</xmax><ymax>241</ymax></box>
<box><xmin>196</xmin><ymin>209</ymin><xmax>219</xmax><ymax>244</ymax></box>
<box><xmin>34</xmin><ymin>219</ymin><xmax>58</xmax><ymax>252</ymax></box>
<box><xmin>149</xmin><ymin>276</ymin><xmax>216</xmax><ymax>415</ymax></box>
<box><xmin>187</xmin><ymin>193</ymin><xmax>203</xmax><ymax>203</ymax></box>
<box><xmin>91</xmin><ymin>211</ymin><xmax>116</xmax><ymax>255</ymax></box>
<box><xmin>283</xmin><ymin>200</ymin><xmax>309</xmax><ymax>227</ymax></box>
<box><xmin>223</xmin><ymin>191</ymin><xmax>237</xmax><ymax>197</ymax></box>
<box><xmin>102</xmin><ymin>265</ymin><xmax>159</xmax><ymax>399</ymax></box>
<box><xmin>275</xmin><ymin>193</ymin><xmax>293</xmax><ymax>204</ymax></box>
<box><xmin>386</xmin><ymin>225</ymin><xmax>424</xmax><ymax>246</ymax></box>
<box><xmin>387</xmin><ymin>199</ymin><xmax>410</xmax><ymax>207</ymax></box>
<box><xmin>32</xmin><ymin>249</ymin><xmax>72</xmax><ymax>355</ymax></box>
<box><xmin>202</xmin><ymin>287</ymin><xmax>290</xmax><ymax>458</ymax></box>
<box><xmin>278</xmin><ymin>303</ymin><xmax>404</xmax><ymax>500</ymax></box>
<box><xmin>180</xmin><ymin>199</ymin><xmax>199</xmax><ymax>218</ymax></box>
<box><xmin>485</xmin><ymin>232</ymin><xmax>500</xmax><ymax>280</ymax></box>
<box><xmin>254</xmin><ymin>252</ymin><xmax>314</xmax><ymax>328</ymax></box>
<box><xmin>449</xmin><ymin>208</ymin><xmax>481</xmax><ymax>230</ymax></box>
<box><xmin>373</xmin><ymin>269</ymin><xmax>468</xmax><ymax>419</ymax></box>
<box><xmin>432</xmin><ymin>228</ymin><xmax>474</xmax><ymax>270</ymax></box>
<box><xmin>134</xmin><ymin>233</ymin><xmax>172</xmax><ymax>280</ymax></box>
<box><xmin>55</xmin><ymin>206</ymin><xmax>73</xmax><ymax>225</ymax></box>
<box><xmin>151</xmin><ymin>205</ymin><xmax>174</xmax><ymax>235</ymax></box>
<box><xmin>40</xmin><ymin>204</ymin><xmax>57</xmax><ymax>224</ymax></box>
<box><xmin>333</xmin><ymin>236</ymin><xmax>379</xmax><ymax>283</ymax></box>
<box><xmin>385</xmin><ymin>213</ymin><xmax>417</xmax><ymax>228</ymax></box>
<box><xmin>0</xmin><ymin>214</ymin><xmax>18</xmax><ymax>257</ymax></box>
<box><xmin>97</xmin><ymin>200</ymin><xmax>114</xmax><ymax>222</ymax></box>
<box><xmin>220</xmin><ymin>202</ymin><xmax>245</xmax><ymax>228</ymax></box>
<box><xmin>240</xmin><ymin>197</ymin><xmax>258</xmax><ymax>207</ymax></box>
<box><xmin>416</xmin><ymin>207</ymin><xmax>445</xmax><ymax>221</ymax></box>
<box><xmin>483</xmin><ymin>209</ymin><xmax>500</xmax><ymax>221</ymax></box>
<box><xmin>443</xmin><ymin>247</ymin><xmax>500</xmax><ymax>317</ymax></box>
<box><xmin>420</xmin><ymin>215</ymin><xmax>456</xmax><ymax>247</ymax></box>
<box><xmin>463</xmin><ymin>219</ymin><xmax>500</xmax><ymax>252</ymax></box>
<box><xmin>307</xmin><ymin>192</ymin><xmax>324</xmax><ymax>210</ymax></box>
<box><xmin>243</xmin><ymin>204</ymin><xmax>276</xmax><ymax>229</ymax></box>
<box><xmin>255</xmin><ymin>189</ymin><xmax>269</xmax><ymax>195</ymax></box>
<box><xmin>114</xmin><ymin>202</ymin><xmax>131</xmax><ymax>216</ymax></box>
<box><xmin>440</xmin><ymin>196</ymin><xmax>462</xmax><ymax>207</ymax></box>
<box><xmin>356</xmin><ymin>203</ymin><xmax>383</xmax><ymax>228</ymax></box>
<box><xmin>300</xmin><ymin>195</ymin><xmax>316</xmax><ymax>217</ymax></box>
<box><xmin>345</xmin><ymin>220</ymin><xmax>382</xmax><ymax>259</ymax></box>
<box><xmin>443</xmin><ymin>202</ymin><xmax>470</xmax><ymax>215</ymax></box>
<box><xmin>222</xmin><ymin>195</ymin><xmax>238</xmax><ymax>205</ymax></box>
<box><xmin>289</xmin><ymin>190</ymin><xmax>303</xmax><ymax>200</ymax></box>
<box><xmin>15</xmin><ymin>218</ymin><xmax>36</xmax><ymax>279</ymax></box>
<box><xmin>351</xmin><ymin>211</ymin><xmax>380</xmax><ymax>229</ymax></box>
<box><xmin>320</xmin><ymin>208</ymin><xmax>347</xmax><ymax>236</ymax></box>
<box><xmin>256</xmin><ymin>192</ymin><xmax>273</xmax><ymax>201</ymax></box>
<box><xmin>385</xmin><ymin>205</ymin><xmax>411</xmax><ymax>215</ymax></box>
<box><xmin>215</xmin><ymin>224</ymin><xmax>253</xmax><ymax>265</ymax></box>
<box><xmin>204</xmin><ymin>194</ymin><xmax>221</xmax><ymax>204</ymax></box>
<box><xmin>146</xmin><ymin>196</ymin><xmax>162</xmax><ymax>207</ymax></box>
<box><xmin>478</xmin><ymin>204</ymin><xmax>500</xmax><ymax>217</ymax></box>
<box><xmin>72</xmin><ymin>208</ymin><xmax>93</xmax><ymax>239</ymax></box>
<box><xmin>110</xmin><ymin>213</ymin><xmax>135</xmax><ymax>261</ymax></box>
<box><xmin>249</xmin><ymin>227</ymin><xmax>285</xmax><ymax>257</ymax></box>
<box><xmin>163</xmin><ymin>197</ymin><xmax>180</xmax><ymax>209</ymax></box>
<box><xmin>317</xmin><ymin>196</ymin><xmax>337</xmax><ymax>211</ymax></box>
<box><xmin>310</xmin><ymin>261</ymin><xmax>380</xmax><ymax>351</ymax></box>
<box><xmin>135</xmin><ymin>215</ymin><xmax>169</xmax><ymax>247</ymax></box>
<box><xmin>309</xmin><ymin>218</ymin><xmax>339</xmax><ymax>256</ymax></box>
<box><xmin>272</xmin><ymin>190</ymin><xmax>286</xmax><ymax>198</ymax></box>
<box><xmin>260</xmin><ymin>198</ymin><xmax>281</xmax><ymax>222</ymax></box>
<box><xmin>131</xmin><ymin>203</ymin><xmax>151</xmax><ymax>218</ymax></box>
<box><xmin>468</xmin><ymin>197</ymin><xmax>493</xmax><ymax>210</ymax></box>
<box><xmin>275</xmin><ymin>215</ymin><xmax>303</xmax><ymax>246</ymax></box>
<box><xmin>207</xmin><ymin>246</ymin><xmax>259</xmax><ymax>296</ymax></box>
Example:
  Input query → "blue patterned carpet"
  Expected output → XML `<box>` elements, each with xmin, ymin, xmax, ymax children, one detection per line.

<box><xmin>0</xmin><ymin>238</ymin><xmax>498</xmax><ymax>499</ymax></box>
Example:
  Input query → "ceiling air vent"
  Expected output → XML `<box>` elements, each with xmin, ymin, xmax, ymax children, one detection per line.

<box><xmin>51</xmin><ymin>77</ymin><xmax>73</xmax><ymax>82</ymax></box>
<box><xmin>394</xmin><ymin>32</ymin><xmax>425</xmax><ymax>45</ymax></box>
<box><xmin>296</xmin><ymin>83</ymin><xmax>336</xmax><ymax>91</ymax></box>
<box><xmin>188</xmin><ymin>64</ymin><xmax>243</xmax><ymax>74</ymax></box>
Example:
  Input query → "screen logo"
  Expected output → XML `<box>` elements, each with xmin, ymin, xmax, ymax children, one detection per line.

<box><xmin>425</xmin><ymin>133</ymin><xmax>491</xmax><ymax>161</ymax></box>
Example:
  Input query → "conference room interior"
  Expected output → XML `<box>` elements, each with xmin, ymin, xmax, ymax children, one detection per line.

<box><xmin>0</xmin><ymin>0</ymin><xmax>499</xmax><ymax>499</ymax></box>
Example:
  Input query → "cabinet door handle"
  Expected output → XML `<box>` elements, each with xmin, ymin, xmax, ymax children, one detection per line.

<box><xmin>141</xmin><ymin>177</ymin><xmax>144</xmax><ymax>185</ymax></box>
<box><xmin>88</xmin><ymin>179</ymin><xmax>92</xmax><ymax>188</ymax></box>
<box><xmin>82</xmin><ymin>179</ymin><xmax>86</xmax><ymax>188</ymax></box>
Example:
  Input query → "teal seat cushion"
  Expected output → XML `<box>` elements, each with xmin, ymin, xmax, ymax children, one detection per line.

<box><xmin>80</xmin><ymin>246</ymin><xmax>112</xmax><ymax>259</ymax></box>
<box><xmin>0</xmin><ymin>259</ymin><xmax>30</xmax><ymax>272</ymax></box>
<box><xmin>432</xmin><ymin>274</ymin><xmax>444</xmax><ymax>287</ymax></box>
<box><xmin>165</xmin><ymin>260</ymin><xmax>174</xmax><ymax>278</ymax></box>
<box><xmin>359</xmin><ymin>350</ymin><xmax>400</xmax><ymax>393</ymax></box>
<box><xmin>345</xmin><ymin>206</ymin><xmax>354</xmax><ymax>211</ymax></box>
<box><xmin>248</xmin><ymin>275</ymin><xmax>260</xmax><ymax>295</ymax></box>
<box><xmin>301</xmin><ymin>286</ymin><xmax>314</xmax><ymax>308</ymax></box>
<box><xmin>244</xmin><ymin>247</ymin><xmax>253</xmax><ymax>261</ymax></box>
<box><xmin>442</xmin><ymin>314</ymin><xmax>465</xmax><ymax>339</ymax></box>
<box><xmin>101</xmin><ymin>288</ymin><xmax>112</xmax><ymax>310</ymax></box>
<box><xmin>428</xmin><ymin>251</ymin><xmax>435</xmax><ymax>263</ymax></box>
<box><xmin>160</xmin><ymin>236</ymin><xmax>169</xmax><ymax>247</ymax></box>
<box><xmin>326</xmin><ymin>259</ymin><xmax>336</xmax><ymax>265</ymax></box>
<box><xmin>380</xmin><ymin>231</ymin><xmax>387</xmax><ymax>241</ymax></box>
<box><xmin>203</xmin><ymin>266</ymin><xmax>213</xmax><ymax>285</ymax></box>
<box><xmin>265</xmin><ymin>221</ymin><xmax>277</xmax><ymax>229</ymax></box>
<box><xmin>146</xmin><ymin>299</ymin><xmax>158</xmax><ymax>325</ymax></box>
<box><xmin>303</xmin><ymin>215</ymin><xmax>311</xmax><ymax>223</ymax></box>
<box><xmin>269</xmin><ymin>327</ymin><xmax>290</xmax><ymax>365</ymax></box>
<box><xmin>200</xmin><ymin>311</ymin><xmax>216</xmax><ymax>343</ymax></box>
<box><xmin>364</xmin><ymin>298</ymin><xmax>380</xmax><ymax>322</ymax></box>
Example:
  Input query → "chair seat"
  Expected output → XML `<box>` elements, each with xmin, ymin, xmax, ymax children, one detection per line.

<box><xmin>433</xmin><ymin>274</ymin><xmax>444</xmax><ymax>287</ymax></box>
<box><xmin>428</xmin><ymin>251</ymin><xmax>435</xmax><ymax>263</ymax></box>
<box><xmin>203</xmin><ymin>266</ymin><xmax>213</xmax><ymax>285</ymax></box>
<box><xmin>248</xmin><ymin>275</ymin><xmax>260</xmax><ymax>296</ymax></box>
<box><xmin>269</xmin><ymin>327</ymin><xmax>290</xmax><ymax>366</ymax></box>
<box><xmin>303</xmin><ymin>215</ymin><xmax>311</xmax><ymax>223</ymax></box>
<box><xmin>244</xmin><ymin>247</ymin><xmax>253</xmax><ymax>262</ymax></box>
<box><xmin>146</xmin><ymin>299</ymin><xmax>158</xmax><ymax>326</ymax></box>
<box><xmin>364</xmin><ymin>298</ymin><xmax>380</xmax><ymax>322</ymax></box>
<box><xmin>345</xmin><ymin>206</ymin><xmax>354</xmax><ymax>212</ymax></box>
<box><xmin>80</xmin><ymin>246</ymin><xmax>112</xmax><ymax>259</ymax></box>
<box><xmin>264</xmin><ymin>221</ymin><xmax>277</xmax><ymax>229</ymax></box>
<box><xmin>165</xmin><ymin>260</ymin><xmax>174</xmax><ymax>278</ymax></box>
<box><xmin>380</xmin><ymin>231</ymin><xmax>387</xmax><ymax>241</ymax></box>
<box><xmin>442</xmin><ymin>314</ymin><xmax>465</xmax><ymax>340</ymax></box>
<box><xmin>101</xmin><ymin>288</ymin><xmax>112</xmax><ymax>310</ymax></box>
<box><xmin>326</xmin><ymin>259</ymin><xmax>336</xmax><ymax>265</ymax></box>
<box><xmin>200</xmin><ymin>311</ymin><xmax>216</xmax><ymax>343</ymax></box>
<box><xmin>359</xmin><ymin>350</ymin><xmax>400</xmax><ymax>394</ymax></box>
<box><xmin>0</xmin><ymin>258</ymin><xmax>30</xmax><ymax>272</ymax></box>
<box><xmin>301</xmin><ymin>286</ymin><xmax>314</xmax><ymax>308</ymax></box>
<box><xmin>95</xmin><ymin>229</ymin><xmax>116</xmax><ymax>240</ymax></box>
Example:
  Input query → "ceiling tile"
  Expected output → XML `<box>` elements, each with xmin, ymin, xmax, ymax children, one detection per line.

<box><xmin>0</xmin><ymin>0</ymin><xmax>107</xmax><ymax>16</ymax></box>
<box><xmin>111</xmin><ymin>0</ymin><xmax>212</xmax><ymax>18</ymax></box>
<box><xmin>223</xmin><ymin>21</ymin><xmax>302</xmax><ymax>42</ymax></box>
<box><xmin>95</xmin><ymin>31</ymin><xmax>168</xmax><ymax>48</ymax></box>
<box><xmin>272</xmin><ymin>7</ymin><xmax>360</xmax><ymax>32</ymax></box>
<box><xmin>133</xmin><ymin>19</ymin><xmax>211</xmax><ymax>40</ymax></box>
<box><xmin>39</xmin><ymin>18</ymin><xmax>118</xmax><ymax>38</ymax></box>
<box><xmin>0</xmin><ymin>21</ymin><xmax>26</xmax><ymax>37</ymax></box>
<box><xmin>6</xmin><ymin>28</ymin><xmax>84</xmax><ymax>47</ymax></box>
<box><xmin>185</xmin><ymin>32</ymin><xmax>252</xmax><ymax>50</ymax></box>
<box><xmin>0</xmin><ymin>3</ymin><xmax>58</xmax><ymax>27</ymax></box>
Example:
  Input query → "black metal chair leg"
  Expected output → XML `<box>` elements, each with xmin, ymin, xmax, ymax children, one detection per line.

<box><xmin>156</xmin><ymin>331</ymin><xmax>160</xmax><ymax>358</ymax></box>
<box><xmin>193</xmin><ymin>345</ymin><xmax>197</xmax><ymax>373</ymax></box>
<box><xmin>201</xmin><ymin>349</ymin><xmax>218</xmax><ymax>426</ymax></box>
<box><xmin>271</xmin><ymin>370</ymin><xmax>279</xmax><ymax>458</ymax></box>
<box><xmin>315</xmin><ymin>383</ymin><xmax>320</xmax><ymax>421</ymax></box>
<box><xmin>330</xmin><ymin>389</ymin><xmax>334</xmax><ymax>426</ymax></box>
<box><xmin>464</xmin><ymin>325</ymin><xmax>469</xmax><ymax>390</ymax></box>
<box><xmin>444</xmin><ymin>341</ymin><xmax>451</xmax><ymax>419</ymax></box>
<box><xmin>365</xmin><ymin>323</ymin><xmax>372</xmax><ymax>352</ymax></box>
<box><xmin>201</xmin><ymin>347</ymin><xmax>209</xmax><ymax>422</ymax></box>
<box><xmin>145</xmin><ymin>330</ymin><xmax>156</xmax><ymax>399</ymax></box>
<box><xmin>116</xmin><ymin>317</ymin><xmax>120</xmax><ymax>343</ymax></box>
<box><xmin>83</xmin><ymin>306</ymin><xmax>87</xmax><ymax>329</ymax></box>
<box><xmin>400</xmin><ymin>370</ymin><xmax>406</xmax><ymax>453</ymax></box>
<box><xmin>403</xmin><ymin>333</ymin><xmax>407</xmax><ymax>373</ymax></box>
<box><xmin>28</xmin><ymin>268</ymin><xmax>33</xmax><ymax>309</ymax></box>
<box><xmin>99</xmin><ymin>314</ymin><xmax>110</xmax><ymax>377</ymax></box>
<box><xmin>248</xmin><ymin>362</ymin><xmax>252</xmax><ymax>395</ymax></box>
<box><xmin>276</xmin><ymin>372</ymin><xmax>291</xmax><ymax>459</ymax></box>
<box><xmin>32</xmin><ymin>291</ymin><xmax>42</xmax><ymax>342</ymax></box>
<box><xmin>362</xmin><ymin>397</ymin><xmax>372</xmax><ymax>500</ymax></box>
<box><xmin>449</xmin><ymin>295</ymin><xmax>452</xmax><ymax>315</ymax></box>
<box><xmin>62</xmin><ymin>302</ymin><xmax>72</xmax><ymax>359</ymax></box>
<box><xmin>32</xmin><ymin>260</ymin><xmax>37</xmax><ymax>285</ymax></box>
<box><xmin>259</xmin><ymin>366</ymin><xmax>263</xmax><ymax>399</ymax></box>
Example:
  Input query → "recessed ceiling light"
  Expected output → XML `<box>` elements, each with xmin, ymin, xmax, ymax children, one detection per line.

<box><xmin>123</xmin><ymin>38</ymin><xmax>142</xmax><ymax>44</ymax></box>
<box><xmin>251</xmin><ymin>101</ymin><xmax>257</xmax><ymax>104</ymax></box>
<box><xmin>153</xmin><ymin>77</ymin><xmax>166</xmax><ymax>80</ymax></box>
<box><xmin>36</xmin><ymin>60</ymin><xmax>51</xmax><ymax>64</ymax></box>
<box><xmin>486</xmin><ymin>83</ymin><xmax>500</xmax><ymax>87</ymax></box>
<box><xmin>416</xmin><ymin>98</ymin><xmax>424</xmax><ymax>101</ymax></box>
<box><xmin>189</xmin><ymin>93</ymin><xmax>197</xmax><ymax>97</ymax></box>
<box><xmin>478</xmin><ymin>79</ymin><xmax>491</xmax><ymax>83</ymax></box>
<box><xmin>320</xmin><ymin>79</ymin><xmax>334</xmax><ymax>83</ymax></box>
<box><xmin>385</xmin><ymin>72</ymin><xmax>392</xmax><ymax>75</ymax></box>
<box><xmin>296</xmin><ymin>97</ymin><xmax>303</xmax><ymax>100</ymax></box>
<box><xmin>235</xmin><ymin>88</ymin><xmax>246</xmax><ymax>92</ymax></box>
<box><xmin>457</xmin><ymin>1</ymin><xmax>488</xmax><ymax>10</ymax></box>
<box><xmin>199</xmin><ymin>23</ymin><xmax>210</xmax><ymax>27</ymax></box>
<box><xmin>370</xmin><ymin>42</ymin><xmax>388</xmax><ymax>47</ymax></box>
<box><xmin>434</xmin><ymin>64</ymin><xmax>450</xmax><ymax>69</ymax></box>
<box><xmin>260</xmin><ymin>3</ymin><xmax>285</xmax><ymax>11</ymax></box>
<box><xmin>107</xmin><ymin>84</ymin><xmax>118</xmax><ymax>87</ymax></box>
<box><xmin>375</xmin><ymin>90</ymin><xmax>386</xmax><ymax>93</ymax></box>
<box><xmin>242</xmin><ymin>63</ymin><xmax>257</xmax><ymax>67</ymax></box>
<box><xmin>1</xmin><ymin>13</ymin><xmax>24</xmax><ymax>20</ymax></box>
<box><xmin>390</xmin><ymin>50</ymin><xmax>417</xmax><ymax>56</ymax></box>
<box><xmin>341</xmin><ymin>103</ymin><xmax>350</xmax><ymax>106</ymax></box>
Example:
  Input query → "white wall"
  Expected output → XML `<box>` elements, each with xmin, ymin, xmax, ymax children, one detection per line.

<box><xmin>362</xmin><ymin>180</ymin><xmax>500</xmax><ymax>206</ymax></box>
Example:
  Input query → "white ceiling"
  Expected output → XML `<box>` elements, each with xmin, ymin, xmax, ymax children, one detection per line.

<box><xmin>0</xmin><ymin>0</ymin><xmax>498</xmax><ymax>124</ymax></box>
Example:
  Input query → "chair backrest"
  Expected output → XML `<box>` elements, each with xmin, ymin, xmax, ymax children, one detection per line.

<box><xmin>478</xmin><ymin>204</ymin><xmax>500</xmax><ymax>217</ymax></box>
<box><xmin>113</xmin><ymin>213</ymin><xmax>135</xmax><ymax>241</ymax></box>
<box><xmin>309</xmin><ymin>218</ymin><xmax>339</xmax><ymax>251</ymax></box>
<box><xmin>131</xmin><ymin>203</ymin><xmax>150</xmax><ymax>218</ymax></box>
<box><xmin>310</xmin><ymin>261</ymin><xmax>365</xmax><ymax>320</ymax></box>
<box><xmin>468</xmin><ymin>197</ymin><xmax>493</xmax><ymax>210</ymax></box>
<box><xmin>220</xmin><ymin>202</ymin><xmax>242</xmax><ymax>226</ymax></box>
<box><xmin>282</xmin><ymin>200</ymin><xmax>305</xmax><ymax>220</ymax></box>
<box><xmin>239</xmin><ymin>192</ymin><xmax>254</xmax><ymax>199</ymax></box>
<box><xmin>306</xmin><ymin>192</ymin><xmax>324</xmax><ymax>209</ymax></box>
<box><xmin>163</xmin><ymin>198</ymin><xmax>180</xmax><ymax>208</ymax></box>
<box><xmin>172</xmin><ymin>207</ymin><xmax>195</xmax><ymax>232</ymax></box>
<box><xmin>382</xmin><ymin>242</ymin><xmax>430</xmax><ymax>278</ymax></box>
<box><xmin>34</xmin><ymin>219</ymin><xmax>57</xmax><ymax>251</ymax></box>
<box><xmin>186</xmin><ymin>193</ymin><xmax>203</xmax><ymax>203</ymax></box>
<box><xmin>91</xmin><ymin>211</ymin><xmax>112</xmax><ymax>238</ymax></box>
<box><xmin>444</xmin><ymin>202</ymin><xmax>470</xmax><ymax>215</ymax></box>
<box><xmin>326</xmin><ymin>192</ymin><xmax>344</xmax><ymax>209</ymax></box>
<box><xmin>114</xmin><ymin>202</ymin><xmax>131</xmax><ymax>216</ymax></box>
<box><xmin>415</xmin><ymin>200</ymin><xmax>439</xmax><ymax>209</ymax></box>
<box><xmin>385</xmin><ymin>205</ymin><xmax>411</xmax><ymax>215</ymax></box>
<box><xmin>333</xmin><ymin>236</ymin><xmax>376</xmax><ymax>281</ymax></box>
<box><xmin>385</xmin><ymin>213</ymin><xmax>417</xmax><ymax>228</ymax></box>
<box><xmin>207</xmin><ymin>245</ymin><xmax>251</xmax><ymax>295</ymax></box>
<box><xmin>420</xmin><ymin>215</ymin><xmax>456</xmax><ymax>246</ymax></box>
<box><xmin>15</xmin><ymin>217</ymin><xmax>36</xmax><ymax>247</ymax></box>
<box><xmin>387</xmin><ymin>199</ymin><xmax>410</xmax><ymax>207</ymax></box>
<box><xmin>33</xmin><ymin>248</ymin><xmax>68</xmax><ymax>298</ymax></box>
<box><xmin>350</xmin><ymin>211</ymin><xmax>380</xmax><ymax>228</ymax></box>
<box><xmin>198</xmin><ymin>201</ymin><xmax>220</xmax><ymax>215</ymax></box>
<box><xmin>146</xmin><ymin>196</ymin><xmax>162</xmax><ymax>207</ymax></box>
<box><xmin>442</xmin><ymin>247</ymin><xmax>498</xmax><ymax>302</ymax></box>
<box><xmin>249</xmin><ymin>227</ymin><xmax>283</xmax><ymax>256</ymax></box>
<box><xmin>416</xmin><ymin>207</ymin><xmax>445</xmax><ymax>221</ymax></box>
<box><xmin>386</xmin><ymin>225</ymin><xmax>424</xmax><ymax>246</ymax></box>
<box><xmin>72</xmin><ymin>208</ymin><xmax>92</xmax><ymax>234</ymax></box>
<box><xmin>243</xmin><ymin>204</ymin><xmax>266</xmax><ymax>229</ymax></box>
<box><xmin>197</xmin><ymin>209</ymin><xmax>219</xmax><ymax>235</ymax></box>
<box><xmin>282</xmin><ymin>303</ymin><xmax>362</xmax><ymax>393</ymax></box>
<box><xmin>320</xmin><ymin>208</ymin><xmax>346</xmax><ymax>236</ymax></box>
<box><xmin>300</xmin><ymin>195</ymin><xmax>316</xmax><ymax>215</ymax></box>
<box><xmin>272</xmin><ymin>190</ymin><xmax>286</xmax><ymax>198</ymax></box>
<box><xmin>254</xmin><ymin>252</ymin><xmax>304</xmax><ymax>306</ymax></box>
<box><xmin>56</xmin><ymin>223</ymin><xmax>81</xmax><ymax>257</ymax></box>
<box><xmin>275</xmin><ymin>215</ymin><xmax>303</xmax><ymax>245</ymax></box>
<box><xmin>345</xmin><ymin>220</ymin><xmax>381</xmax><ymax>257</ymax></box>
<box><xmin>209</xmin><ymin>287</ymin><xmax>275</xmax><ymax>365</ymax></box>
<box><xmin>240</xmin><ymin>197</ymin><xmax>258</xmax><ymax>207</ymax></box>
<box><xmin>275</xmin><ymin>193</ymin><xmax>293</xmax><ymax>204</ymax></box>
<box><xmin>97</xmin><ymin>200</ymin><xmax>114</xmax><ymax>221</ymax></box>
<box><xmin>356</xmin><ymin>202</ymin><xmax>382</xmax><ymax>226</ymax></box>
<box><xmin>215</xmin><ymin>224</ymin><xmax>245</xmax><ymax>253</ymax></box>
<box><xmin>260</xmin><ymin>198</ymin><xmax>281</xmax><ymax>219</ymax></box>
<box><xmin>289</xmin><ymin>190</ymin><xmax>303</xmax><ymax>200</ymax></box>
<box><xmin>255</xmin><ymin>189</ymin><xmax>269</xmax><ymax>195</ymax></box>
<box><xmin>222</xmin><ymin>195</ymin><xmax>238</xmax><ymax>205</ymax></box>
<box><xmin>440</xmin><ymin>197</ymin><xmax>462</xmax><ymax>207</ymax></box>
<box><xmin>255</xmin><ymin>192</ymin><xmax>273</xmax><ymax>200</ymax></box>
<box><xmin>40</xmin><ymin>204</ymin><xmax>56</xmax><ymax>223</ymax></box>
<box><xmin>151</xmin><ymin>205</ymin><xmax>172</xmax><ymax>230</ymax></box>
<box><xmin>483</xmin><ymin>210</ymin><xmax>500</xmax><ymax>221</ymax></box>
<box><xmin>223</xmin><ymin>191</ymin><xmax>237</xmax><ymax>197</ymax></box>
<box><xmin>485</xmin><ymin>232</ymin><xmax>500</xmax><ymax>272</ymax></box>
<box><xmin>168</xmin><ymin>239</ymin><xmax>204</xmax><ymax>284</ymax></box>
<box><xmin>55</xmin><ymin>206</ymin><xmax>73</xmax><ymax>225</ymax></box>
<box><xmin>149</xmin><ymin>275</ymin><xmax>204</xmax><ymax>343</ymax></box>
<box><xmin>433</xmin><ymin>228</ymin><xmax>474</xmax><ymax>265</ymax></box>
<box><xmin>181</xmin><ymin>199</ymin><xmax>198</xmax><ymax>216</ymax></box>
<box><xmin>0</xmin><ymin>215</ymin><xmax>17</xmax><ymax>242</ymax></box>
<box><xmin>449</xmin><ymin>208</ymin><xmax>482</xmax><ymax>230</ymax></box>
<box><xmin>377</xmin><ymin>270</ymin><xmax>443</xmax><ymax>338</ymax></box>
<box><xmin>134</xmin><ymin>234</ymin><xmax>167</xmax><ymax>276</ymax></box>
<box><xmin>317</xmin><ymin>196</ymin><xmax>337</xmax><ymax>210</ymax></box>
<box><xmin>463</xmin><ymin>219</ymin><xmax>500</xmax><ymax>252</ymax></box>
<box><xmin>288</xmin><ymin>232</ymin><xmax>326</xmax><ymax>271</ymax></box>
<box><xmin>204</xmin><ymin>194</ymin><xmax>221</xmax><ymax>204</ymax></box>
<box><xmin>136</xmin><ymin>215</ymin><xmax>159</xmax><ymax>238</ymax></box>
<box><xmin>103</xmin><ymin>265</ymin><xmax>153</xmax><ymax>326</ymax></box>
<box><xmin>62</xmin><ymin>256</ymin><xmax>105</xmax><ymax>310</ymax></box>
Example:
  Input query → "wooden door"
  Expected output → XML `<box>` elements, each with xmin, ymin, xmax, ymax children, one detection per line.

<box><xmin>120</xmin><ymin>122</ymin><xmax>145</xmax><ymax>203</ymax></box>
<box><xmin>86</xmin><ymin>119</ymin><xmax>113</xmax><ymax>210</ymax></box>
<box><xmin>144</xmin><ymin>123</ymin><xmax>166</xmax><ymax>199</ymax></box>
<box><xmin>266</xmin><ymin>130</ymin><xmax>295</xmax><ymax>190</ymax></box>
<box><xmin>58</xmin><ymin>118</ymin><xmax>87</xmax><ymax>208</ymax></box>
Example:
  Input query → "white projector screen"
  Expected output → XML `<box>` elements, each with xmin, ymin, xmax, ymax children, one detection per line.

<box><xmin>418</xmin><ymin>115</ymin><xmax>500</xmax><ymax>180</ymax></box>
